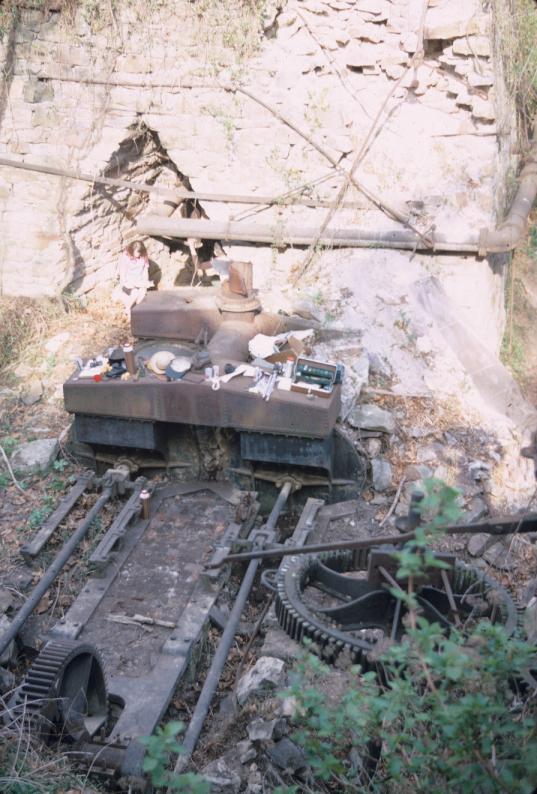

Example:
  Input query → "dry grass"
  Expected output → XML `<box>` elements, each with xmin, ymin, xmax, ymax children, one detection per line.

<box><xmin>0</xmin><ymin>297</ymin><xmax>69</xmax><ymax>374</ymax></box>
<box><xmin>494</xmin><ymin>0</ymin><xmax>537</xmax><ymax>129</ymax></box>
<box><xmin>0</xmin><ymin>692</ymin><xmax>102</xmax><ymax>793</ymax></box>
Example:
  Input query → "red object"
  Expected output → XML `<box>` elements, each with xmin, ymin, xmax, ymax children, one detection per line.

<box><xmin>93</xmin><ymin>374</ymin><xmax>102</xmax><ymax>382</ymax></box>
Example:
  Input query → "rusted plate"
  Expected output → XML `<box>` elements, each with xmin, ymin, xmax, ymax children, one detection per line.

<box><xmin>131</xmin><ymin>289</ymin><xmax>221</xmax><ymax>340</ymax></box>
<box><xmin>64</xmin><ymin>375</ymin><xmax>340</xmax><ymax>438</ymax></box>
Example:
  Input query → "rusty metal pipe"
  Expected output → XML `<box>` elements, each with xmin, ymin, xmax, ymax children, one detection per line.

<box><xmin>478</xmin><ymin>115</ymin><xmax>537</xmax><ymax>254</ymax></box>
<box><xmin>139</xmin><ymin>115</ymin><xmax>537</xmax><ymax>258</ymax></box>
<box><xmin>207</xmin><ymin>320</ymin><xmax>254</xmax><ymax>365</ymax></box>
<box><xmin>137</xmin><ymin>215</ymin><xmax>481</xmax><ymax>253</ymax></box>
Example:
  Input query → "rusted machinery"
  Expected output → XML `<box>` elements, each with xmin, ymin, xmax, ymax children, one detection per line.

<box><xmin>2</xmin><ymin>475</ymin><xmax>531</xmax><ymax>790</ymax></box>
<box><xmin>63</xmin><ymin>261</ymin><xmax>364</xmax><ymax>501</ymax></box>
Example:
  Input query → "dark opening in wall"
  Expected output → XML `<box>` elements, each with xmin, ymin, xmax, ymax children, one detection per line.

<box><xmin>65</xmin><ymin>121</ymin><xmax>215</xmax><ymax>293</ymax></box>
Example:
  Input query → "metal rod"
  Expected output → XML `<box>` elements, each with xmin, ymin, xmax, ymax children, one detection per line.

<box><xmin>171</xmin><ymin>481</ymin><xmax>292</xmax><ymax>779</ymax></box>
<box><xmin>0</xmin><ymin>488</ymin><xmax>112</xmax><ymax>658</ymax></box>
<box><xmin>440</xmin><ymin>569</ymin><xmax>462</xmax><ymax>628</ymax></box>
<box><xmin>206</xmin><ymin>530</ymin><xmax>417</xmax><ymax>567</ymax></box>
<box><xmin>0</xmin><ymin>155</ymin><xmax>363</xmax><ymax>210</ymax></box>
<box><xmin>207</xmin><ymin>509</ymin><xmax>537</xmax><ymax>568</ymax></box>
<box><xmin>20</xmin><ymin>472</ymin><xmax>93</xmax><ymax>560</ymax></box>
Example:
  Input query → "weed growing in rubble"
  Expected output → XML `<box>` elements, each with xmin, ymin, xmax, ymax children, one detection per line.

<box><xmin>141</xmin><ymin>721</ymin><xmax>209</xmax><ymax>792</ymax></box>
<box><xmin>280</xmin><ymin>480</ymin><xmax>537</xmax><ymax>793</ymax></box>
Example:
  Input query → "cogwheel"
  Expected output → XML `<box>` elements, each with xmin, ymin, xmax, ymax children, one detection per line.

<box><xmin>275</xmin><ymin>547</ymin><xmax>517</xmax><ymax>667</ymax></box>
<box><xmin>12</xmin><ymin>639</ymin><xmax>108</xmax><ymax>743</ymax></box>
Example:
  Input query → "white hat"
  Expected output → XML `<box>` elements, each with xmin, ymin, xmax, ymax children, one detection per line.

<box><xmin>166</xmin><ymin>356</ymin><xmax>192</xmax><ymax>380</ymax></box>
<box><xmin>147</xmin><ymin>350</ymin><xmax>175</xmax><ymax>375</ymax></box>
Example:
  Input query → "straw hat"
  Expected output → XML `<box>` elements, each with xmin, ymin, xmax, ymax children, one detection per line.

<box><xmin>147</xmin><ymin>350</ymin><xmax>175</xmax><ymax>375</ymax></box>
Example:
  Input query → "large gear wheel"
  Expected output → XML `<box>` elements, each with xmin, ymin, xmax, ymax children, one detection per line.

<box><xmin>275</xmin><ymin>546</ymin><xmax>518</xmax><ymax>666</ymax></box>
<box><xmin>13</xmin><ymin>639</ymin><xmax>108</xmax><ymax>743</ymax></box>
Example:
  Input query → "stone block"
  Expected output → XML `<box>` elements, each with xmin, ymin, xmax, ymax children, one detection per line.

<box><xmin>452</xmin><ymin>36</ymin><xmax>491</xmax><ymax>58</ymax></box>
<box><xmin>236</xmin><ymin>656</ymin><xmax>286</xmax><ymax>705</ymax></box>
<box><xmin>425</xmin><ymin>0</ymin><xmax>486</xmax><ymax>40</ymax></box>
<box><xmin>10</xmin><ymin>438</ymin><xmax>59</xmax><ymax>475</ymax></box>
<box><xmin>347</xmin><ymin>403</ymin><xmax>396</xmax><ymax>433</ymax></box>
<box><xmin>23</xmin><ymin>77</ymin><xmax>54</xmax><ymax>103</ymax></box>
<box><xmin>371</xmin><ymin>457</ymin><xmax>393</xmax><ymax>492</ymax></box>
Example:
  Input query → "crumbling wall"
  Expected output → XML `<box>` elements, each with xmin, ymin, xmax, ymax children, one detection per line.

<box><xmin>0</xmin><ymin>0</ymin><xmax>513</xmax><ymax>349</ymax></box>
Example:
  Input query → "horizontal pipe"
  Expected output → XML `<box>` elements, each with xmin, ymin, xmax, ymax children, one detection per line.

<box><xmin>0</xmin><ymin>156</ymin><xmax>364</xmax><ymax>210</ymax></box>
<box><xmin>137</xmin><ymin>215</ymin><xmax>481</xmax><ymax>253</ymax></box>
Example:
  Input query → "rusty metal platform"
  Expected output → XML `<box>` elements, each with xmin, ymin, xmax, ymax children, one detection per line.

<box><xmin>47</xmin><ymin>481</ymin><xmax>254</xmax><ymax>751</ymax></box>
<box><xmin>64</xmin><ymin>370</ymin><xmax>341</xmax><ymax>439</ymax></box>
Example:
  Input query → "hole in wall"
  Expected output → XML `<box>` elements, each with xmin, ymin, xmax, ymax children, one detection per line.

<box><xmin>65</xmin><ymin>121</ymin><xmax>219</xmax><ymax>293</ymax></box>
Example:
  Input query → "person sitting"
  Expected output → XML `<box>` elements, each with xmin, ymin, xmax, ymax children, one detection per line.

<box><xmin>115</xmin><ymin>240</ymin><xmax>153</xmax><ymax>317</ymax></box>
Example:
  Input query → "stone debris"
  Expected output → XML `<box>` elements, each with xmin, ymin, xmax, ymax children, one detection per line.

<box><xmin>347</xmin><ymin>404</ymin><xmax>396</xmax><ymax>434</ymax></box>
<box><xmin>248</xmin><ymin>717</ymin><xmax>287</xmax><ymax>743</ymax></box>
<box><xmin>201</xmin><ymin>756</ymin><xmax>242</xmax><ymax>793</ymax></box>
<box><xmin>371</xmin><ymin>457</ymin><xmax>392</xmax><ymax>492</ymax></box>
<box><xmin>236</xmin><ymin>739</ymin><xmax>257</xmax><ymax>764</ymax></box>
<box><xmin>483</xmin><ymin>542</ymin><xmax>517</xmax><ymax>571</ymax></box>
<box><xmin>236</xmin><ymin>656</ymin><xmax>286</xmax><ymax>705</ymax></box>
<box><xmin>466</xmin><ymin>532</ymin><xmax>491</xmax><ymax>557</ymax></box>
<box><xmin>44</xmin><ymin>331</ymin><xmax>70</xmax><ymax>353</ymax></box>
<box><xmin>261</xmin><ymin>626</ymin><xmax>302</xmax><ymax>663</ymax></box>
<box><xmin>452</xmin><ymin>36</ymin><xmax>491</xmax><ymax>58</ymax></box>
<box><xmin>464</xmin><ymin>496</ymin><xmax>488</xmax><ymax>523</ymax></box>
<box><xmin>267</xmin><ymin>737</ymin><xmax>308</xmax><ymax>774</ymax></box>
<box><xmin>10</xmin><ymin>438</ymin><xmax>59</xmax><ymax>475</ymax></box>
<box><xmin>20</xmin><ymin>379</ymin><xmax>43</xmax><ymax>406</ymax></box>
<box><xmin>424</xmin><ymin>0</ymin><xmax>485</xmax><ymax>40</ymax></box>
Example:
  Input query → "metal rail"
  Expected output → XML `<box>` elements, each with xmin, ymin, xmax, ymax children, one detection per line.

<box><xmin>0</xmin><ymin>488</ymin><xmax>112</xmax><ymax>659</ymax></box>
<box><xmin>171</xmin><ymin>481</ymin><xmax>293</xmax><ymax>780</ymax></box>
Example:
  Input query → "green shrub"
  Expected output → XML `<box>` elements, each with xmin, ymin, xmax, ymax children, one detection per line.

<box><xmin>140</xmin><ymin>721</ymin><xmax>209</xmax><ymax>793</ymax></box>
<box><xmin>282</xmin><ymin>480</ymin><xmax>537</xmax><ymax>792</ymax></box>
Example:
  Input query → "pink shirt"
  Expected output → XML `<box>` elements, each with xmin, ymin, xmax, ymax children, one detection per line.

<box><xmin>119</xmin><ymin>252</ymin><xmax>149</xmax><ymax>289</ymax></box>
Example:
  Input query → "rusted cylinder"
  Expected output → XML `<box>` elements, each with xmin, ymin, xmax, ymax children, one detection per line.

<box><xmin>207</xmin><ymin>320</ymin><xmax>254</xmax><ymax>365</ymax></box>
<box><xmin>123</xmin><ymin>345</ymin><xmax>136</xmax><ymax>375</ymax></box>
<box><xmin>139</xmin><ymin>489</ymin><xmax>150</xmax><ymax>519</ymax></box>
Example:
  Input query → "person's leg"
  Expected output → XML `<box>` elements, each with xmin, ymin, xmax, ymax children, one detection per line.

<box><xmin>121</xmin><ymin>290</ymin><xmax>136</xmax><ymax>318</ymax></box>
<box><xmin>133</xmin><ymin>287</ymin><xmax>147</xmax><ymax>305</ymax></box>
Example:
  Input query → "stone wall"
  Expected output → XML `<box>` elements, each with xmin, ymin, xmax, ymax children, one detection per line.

<box><xmin>0</xmin><ymin>0</ymin><xmax>512</xmax><ymax>348</ymax></box>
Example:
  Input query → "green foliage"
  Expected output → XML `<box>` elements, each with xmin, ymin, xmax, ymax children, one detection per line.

<box><xmin>526</xmin><ymin>224</ymin><xmax>537</xmax><ymax>260</ymax></box>
<box><xmin>283</xmin><ymin>478</ymin><xmax>537</xmax><ymax>792</ymax></box>
<box><xmin>140</xmin><ymin>721</ymin><xmax>209</xmax><ymax>792</ymax></box>
<box><xmin>0</xmin><ymin>436</ymin><xmax>17</xmax><ymax>457</ymax></box>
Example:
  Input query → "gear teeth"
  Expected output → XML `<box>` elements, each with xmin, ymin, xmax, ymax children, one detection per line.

<box><xmin>11</xmin><ymin>640</ymin><xmax>108</xmax><ymax>739</ymax></box>
<box><xmin>275</xmin><ymin>547</ymin><xmax>518</xmax><ymax>668</ymax></box>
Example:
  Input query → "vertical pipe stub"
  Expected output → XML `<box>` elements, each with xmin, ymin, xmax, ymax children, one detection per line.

<box><xmin>123</xmin><ymin>345</ymin><xmax>136</xmax><ymax>376</ymax></box>
<box><xmin>139</xmin><ymin>489</ymin><xmax>150</xmax><ymax>520</ymax></box>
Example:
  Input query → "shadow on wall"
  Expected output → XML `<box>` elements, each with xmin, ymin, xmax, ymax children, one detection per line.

<box><xmin>414</xmin><ymin>275</ymin><xmax>537</xmax><ymax>433</ymax></box>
